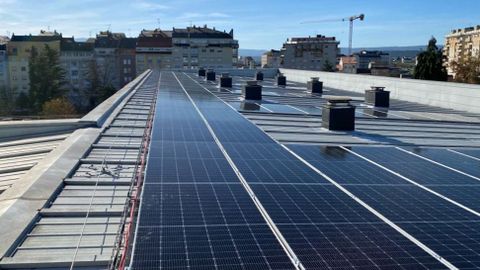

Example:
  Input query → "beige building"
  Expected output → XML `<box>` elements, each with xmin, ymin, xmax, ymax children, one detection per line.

<box><xmin>7</xmin><ymin>31</ymin><xmax>63</xmax><ymax>95</ymax></box>
<box><xmin>261</xmin><ymin>49</ymin><xmax>282</xmax><ymax>68</ymax></box>
<box><xmin>444</xmin><ymin>25</ymin><xmax>480</xmax><ymax>77</ymax></box>
<box><xmin>282</xmin><ymin>35</ymin><xmax>339</xmax><ymax>71</ymax></box>
<box><xmin>136</xmin><ymin>29</ymin><xmax>172</xmax><ymax>74</ymax></box>
<box><xmin>171</xmin><ymin>25</ymin><xmax>238</xmax><ymax>69</ymax></box>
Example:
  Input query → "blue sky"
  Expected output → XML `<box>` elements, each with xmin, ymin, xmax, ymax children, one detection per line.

<box><xmin>0</xmin><ymin>0</ymin><xmax>479</xmax><ymax>49</ymax></box>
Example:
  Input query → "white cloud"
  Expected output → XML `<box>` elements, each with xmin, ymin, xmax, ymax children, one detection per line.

<box><xmin>179</xmin><ymin>12</ymin><xmax>230</xmax><ymax>20</ymax></box>
<box><xmin>135</xmin><ymin>1</ymin><xmax>170</xmax><ymax>11</ymax></box>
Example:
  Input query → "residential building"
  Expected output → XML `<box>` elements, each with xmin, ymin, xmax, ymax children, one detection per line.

<box><xmin>171</xmin><ymin>25</ymin><xmax>238</xmax><ymax>69</ymax></box>
<box><xmin>261</xmin><ymin>49</ymin><xmax>282</xmax><ymax>68</ymax></box>
<box><xmin>240</xmin><ymin>56</ymin><xmax>256</xmax><ymax>68</ymax></box>
<box><xmin>444</xmin><ymin>25</ymin><xmax>480</xmax><ymax>77</ymax></box>
<box><xmin>136</xmin><ymin>29</ymin><xmax>172</xmax><ymax>74</ymax></box>
<box><xmin>94</xmin><ymin>31</ymin><xmax>137</xmax><ymax>89</ymax></box>
<box><xmin>117</xmin><ymin>37</ymin><xmax>137</xmax><ymax>86</ymax></box>
<box><xmin>0</xmin><ymin>44</ymin><xmax>8</xmax><ymax>90</ymax></box>
<box><xmin>353</xmin><ymin>50</ymin><xmax>390</xmax><ymax>73</ymax></box>
<box><xmin>60</xmin><ymin>39</ymin><xmax>94</xmax><ymax>92</ymax></box>
<box><xmin>282</xmin><ymin>35</ymin><xmax>339</xmax><ymax>71</ymax></box>
<box><xmin>337</xmin><ymin>56</ymin><xmax>357</xmax><ymax>74</ymax></box>
<box><xmin>7</xmin><ymin>31</ymin><xmax>63</xmax><ymax>95</ymax></box>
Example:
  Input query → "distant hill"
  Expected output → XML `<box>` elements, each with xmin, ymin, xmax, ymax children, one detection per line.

<box><xmin>239</xmin><ymin>49</ymin><xmax>268</xmax><ymax>57</ymax></box>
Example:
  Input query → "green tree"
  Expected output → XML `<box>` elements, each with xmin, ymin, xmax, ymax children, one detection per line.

<box><xmin>0</xmin><ymin>87</ymin><xmax>14</xmax><ymax>115</ymax></box>
<box><xmin>15</xmin><ymin>92</ymin><xmax>31</xmax><ymax>114</ymax></box>
<box><xmin>451</xmin><ymin>55</ymin><xmax>480</xmax><ymax>84</ymax></box>
<box><xmin>84</xmin><ymin>59</ymin><xmax>117</xmax><ymax>110</ymax></box>
<box><xmin>414</xmin><ymin>37</ymin><xmax>447</xmax><ymax>81</ymax></box>
<box><xmin>322</xmin><ymin>60</ymin><xmax>335</xmax><ymax>72</ymax></box>
<box><xmin>29</xmin><ymin>44</ymin><xmax>66</xmax><ymax>112</ymax></box>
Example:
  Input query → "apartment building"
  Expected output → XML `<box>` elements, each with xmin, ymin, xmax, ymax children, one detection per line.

<box><xmin>444</xmin><ymin>25</ymin><xmax>480</xmax><ymax>77</ymax></box>
<box><xmin>94</xmin><ymin>31</ymin><xmax>137</xmax><ymax>89</ymax></box>
<box><xmin>282</xmin><ymin>35</ymin><xmax>339</xmax><ymax>71</ymax></box>
<box><xmin>136</xmin><ymin>29</ymin><xmax>172</xmax><ymax>74</ymax></box>
<box><xmin>0</xmin><ymin>44</ymin><xmax>8</xmax><ymax>89</ymax></box>
<box><xmin>60</xmin><ymin>39</ymin><xmax>94</xmax><ymax>92</ymax></box>
<box><xmin>353</xmin><ymin>50</ymin><xmax>390</xmax><ymax>73</ymax></box>
<box><xmin>7</xmin><ymin>31</ymin><xmax>62</xmax><ymax>95</ymax></box>
<box><xmin>171</xmin><ymin>25</ymin><xmax>238</xmax><ymax>69</ymax></box>
<box><xmin>261</xmin><ymin>49</ymin><xmax>282</xmax><ymax>68</ymax></box>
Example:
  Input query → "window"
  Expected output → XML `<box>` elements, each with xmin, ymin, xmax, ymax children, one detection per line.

<box><xmin>71</xmin><ymin>70</ymin><xmax>79</xmax><ymax>76</ymax></box>
<box><xmin>21</xmin><ymin>66</ymin><xmax>26</xmax><ymax>71</ymax></box>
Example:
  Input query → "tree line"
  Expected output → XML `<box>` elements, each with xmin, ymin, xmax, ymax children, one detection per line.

<box><xmin>0</xmin><ymin>44</ymin><xmax>117</xmax><ymax>117</ymax></box>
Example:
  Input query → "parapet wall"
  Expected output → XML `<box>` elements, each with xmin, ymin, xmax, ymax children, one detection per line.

<box><xmin>280</xmin><ymin>68</ymin><xmax>480</xmax><ymax>114</ymax></box>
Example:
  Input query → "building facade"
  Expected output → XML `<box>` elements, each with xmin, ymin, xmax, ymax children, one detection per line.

<box><xmin>136</xmin><ymin>29</ymin><xmax>172</xmax><ymax>74</ymax></box>
<box><xmin>337</xmin><ymin>56</ymin><xmax>357</xmax><ymax>74</ymax></box>
<box><xmin>60</xmin><ymin>39</ymin><xmax>94</xmax><ymax>93</ymax></box>
<box><xmin>444</xmin><ymin>25</ymin><xmax>480</xmax><ymax>77</ymax></box>
<box><xmin>94</xmin><ymin>31</ymin><xmax>137</xmax><ymax>89</ymax></box>
<box><xmin>261</xmin><ymin>49</ymin><xmax>282</xmax><ymax>68</ymax></box>
<box><xmin>7</xmin><ymin>31</ymin><xmax>62</xmax><ymax>95</ymax></box>
<box><xmin>171</xmin><ymin>25</ymin><xmax>238</xmax><ymax>69</ymax></box>
<box><xmin>0</xmin><ymin>44</ymin><xmax>8</xmax><ymax>90</ymax></box>
<box><xmin>282</xmin><ymin>35</ymin><xmax>339</xmax><ymax>71</ymax></box>
<box><xmin>353</xmin><ymin>50</ymin><xmax>390</xmax><ymax>74</ymax></box>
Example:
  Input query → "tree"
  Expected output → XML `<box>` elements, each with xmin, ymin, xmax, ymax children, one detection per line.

<box><xmin>83</xmin><ymin>59</ymin><xmax>117</xmax><ymax>111</ymax></box>
<box><xmin>0</xmin><ymin>87</ymin><xmax>14</xmax><ymax>115</ymax></box>
<box><xmin>322</xmin><ymin>60</ymin><xmax>335</xmax><ymax>72</ymax></box>
<box><xmin>414</xmin><ymin>37</ymin><xmax>448</xmax><ymax>81</ymax></box>
<box><xmin>29</xmin><ymin>44</ymin><xmax>66</xmax><ymax>112</ymax></box>
<box><xmin>451</xmin><ymin>55</ymin><xmax>480</xmax><ymax>84</ymax></box>
<box><xmin>15</xmin><ymin>92</ymin><xmax>31</xmax><ymax>114</ymax></box>
<box><xmin>41</xmin><ymin>97</ymin><xmax>77</xmax><ymax>117</ymax></box>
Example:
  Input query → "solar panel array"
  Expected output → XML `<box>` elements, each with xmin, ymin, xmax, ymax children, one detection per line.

<box><xmin>131</xmin><ymin>71</ymin><xmax>480</xmax><ymax>270</ymax></box>
<box><xmin>131</xmin><ymin>72</ymin><xmax>295</xmax><ymax>270</ymax></box>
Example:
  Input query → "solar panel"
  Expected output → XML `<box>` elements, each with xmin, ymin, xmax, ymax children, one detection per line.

<box><xmin>400</xmin><ymin>147</ymin><xmax>480</xmax><ymax>177</ymax></box>
<box><xmin>131</xmin><ymin>71</ymin><xmax>295</xmax><ymax>269</ymax></box>
<box><xmin>456</xmin><ymin>149</ymin><xmax>480</xmax><ymax>159</ymax></box>
<box><xmin>351</xmin><ymin>146</ymin><xmax>480</xmax><ymax>186</ymax></box>
<box><xmin>287</xmin><ymin>144</ymin><xmax>480</xmax><ymax>269</ymax></box>
<box><xmin>173</xmin><ymin>72</ymin><xmax>448</xmax><ymax>269</ymax></box>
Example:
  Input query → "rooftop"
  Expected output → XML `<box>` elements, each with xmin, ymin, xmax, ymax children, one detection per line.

<box><xmin>1</xmin><ymin>68</ymin><xmax>480</xmax><ymax>269</ymax></box>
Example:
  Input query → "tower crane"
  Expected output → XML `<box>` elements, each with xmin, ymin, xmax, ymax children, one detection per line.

<box><xmin>301</xmin><ymin>14</ymin><xmax>365</xmax><ymax>56</ymax></box>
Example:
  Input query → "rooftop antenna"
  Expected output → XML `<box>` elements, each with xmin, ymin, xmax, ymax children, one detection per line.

<box><xmin>157</xmin><ymin>18</ymin><xmax>161</xmax><ymax>29</ymax></box>
<box><xmin>107</xmin><ymin>24</ymin><xmax>111</xmax><ymax>32</ymax></box>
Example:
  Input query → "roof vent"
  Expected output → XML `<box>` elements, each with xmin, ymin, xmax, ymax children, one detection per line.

<box><xmin>206</xmin><ymin>69</ymin><xmax>216</xmax><ymax>81</ymax></box>
<box><xmin>308</xmin><ymin>77</ymin><xmax>323</xmax><ymax>94</ymax></box>
<box><xmin>322</xmin><ymin>97</ymin><xmax>355</xmax><ymax>131</ymax></box>
<box><xmin>255</xmin><ymin>71</ymin><xmax>264</xmax><ymax>81</ymax></box>
<box><xmin>365</xmin><ymin>86</ymin><xmax>390</xmax><ymax>107</ymax></box>
<box><xmin>198</xmin><ymin>67</ymin><xmax>206</xmax><ymax>77</ymax></box>
<box><xmin>220</xmin><ymin>72</ymin><xmax>232</xmax><ymax>88</ymax></box>
<box><xmin>276</xmin><ymin>73</ymin><xmax>286</xmax><ymax>86</ymax></box>
<box><xmin>243</xmin><ymin>80</ymin><xmax>262</xmax><ymax>100</ymax></box>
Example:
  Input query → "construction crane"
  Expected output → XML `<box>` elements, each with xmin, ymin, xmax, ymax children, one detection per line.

<box><xmin>301</xmin><ymin>14</ymin><xmax>365</xmax><ymax>56</ymax></box>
